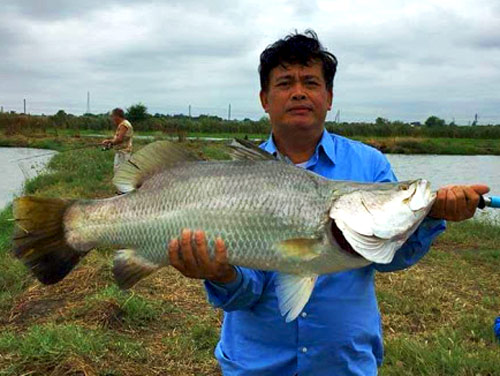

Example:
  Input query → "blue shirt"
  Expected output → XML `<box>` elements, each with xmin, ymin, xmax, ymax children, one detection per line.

<box><xmin>204</xmin><ymin>130</ymin><xmax>446</xmax><ymax>376</ymax></box>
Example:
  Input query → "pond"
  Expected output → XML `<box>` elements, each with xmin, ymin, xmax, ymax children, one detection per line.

<box><xmin>0</xmin><ymin>147</ymin><xmax>57</xmax><ymax>209</ymax></box>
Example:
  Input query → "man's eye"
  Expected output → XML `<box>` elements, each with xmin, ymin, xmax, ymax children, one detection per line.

<box><xmin>277</xmin><ymin>82</ymin><xmax>289</xmax><ymax>87</ymax></box>
<box><xmin>306</xmin><ymin>81</ymin><xmax>319</xmax><ymax>86</ymax></box>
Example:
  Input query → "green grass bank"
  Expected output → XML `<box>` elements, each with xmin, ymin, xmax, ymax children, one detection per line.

<box><xmin>3</xmin><ymin>127</ymin><xmax>500</xmax><ymax>155</ymax></box>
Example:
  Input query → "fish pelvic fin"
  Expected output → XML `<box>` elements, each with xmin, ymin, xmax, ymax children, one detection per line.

<box><xmin>113</xmin><ymin>249</ymin><xmax>160</xmax><ymax>289</ymax></box>
<box><xmin>12</xmin><ymin>196</ymin><xmax>88</xmax><ymax>285</ymax></box>
<box><xmin>275</xmin><ymin>273</ymin><xmax>318</xmax><ymax>322</ymax></box>
<box><xmin>113</xmin><ymin>140</ymin><xmax>201</xmax><ymax>193</ymax></box>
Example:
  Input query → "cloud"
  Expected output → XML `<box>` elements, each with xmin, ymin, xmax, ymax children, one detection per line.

<box><xmin>0</xmin><ymin>0</ymin><xmax>499</xmax><ymax>123</ymax></box>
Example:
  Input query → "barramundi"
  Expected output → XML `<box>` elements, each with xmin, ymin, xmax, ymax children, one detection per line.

<box><xmin>12</xmin><ymin>140</ymin><xmax>436</xmax><ymax>321</ymax></box>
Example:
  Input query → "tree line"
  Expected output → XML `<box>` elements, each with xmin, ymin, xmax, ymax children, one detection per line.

<box><xmin>1</xmin><ymin>103</ymin><xmax>500</xmax><ymax>139</ymax></box>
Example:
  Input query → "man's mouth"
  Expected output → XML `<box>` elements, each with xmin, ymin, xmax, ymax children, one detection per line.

<box><xmin>287</xmin><ymin>106</ymin><xmax>312</xmax><ymax>114</ymax></box>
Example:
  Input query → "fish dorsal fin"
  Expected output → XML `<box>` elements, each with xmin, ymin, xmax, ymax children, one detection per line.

<box><xmin>228</xmin><ymin>138</ymin><xmax>276</xmax><ymax>161</ymax></box>
<box><xmin>275</xmin><ymin>273</ymin><xmax>318</xmax><ymax>322</ymax></box>
<box><xmin>113</xmin><ymin>141</ymin><xmax>201</xmax><ymax>193</ymax></box>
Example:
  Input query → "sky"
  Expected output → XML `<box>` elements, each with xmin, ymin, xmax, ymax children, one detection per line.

<box><xmin>1</xmin><ymin>0</ymin><xmax>499</xmax><ymax>123</ymax></box>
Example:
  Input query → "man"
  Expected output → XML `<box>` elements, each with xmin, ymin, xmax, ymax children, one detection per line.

<box><xmin>167</xmin><ymin>31</ymin><xmax>490</xmax><ymax>375</ymax></box>
<box><xmin>102</xmin><ymin>108</ymin><xmax>134</xmax><ymax>174</ymax></box>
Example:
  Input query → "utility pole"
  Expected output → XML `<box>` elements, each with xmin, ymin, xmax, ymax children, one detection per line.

<box><xmin>188</xmin><ymin>104</ymin><xmax>191</xmax><ymax>118</ymax></box>
<box><xmin>472</xmin><ymin>113</ymin><xmax>478</xmax><ymax>126</ymax></box>
<box><xmin>86</xmin><ymin>91</ymin><xmax>90</xmax><ymax>114</ymax></box>
<box><xmin>228</xmin><ymin>104</ymin><xmax>231</xmax><ymax>121</ymax></box>
<box><xmin>334</xmin><ymin>110</ymin><xmax>340</xmax><ymax>123</ymax></box>
<box><xmin>23</xmin><ymin>99</ymin><xmax>26</xmax><ymax>114</ymax></box>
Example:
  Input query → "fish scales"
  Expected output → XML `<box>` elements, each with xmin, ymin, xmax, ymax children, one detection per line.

<box><xmin>65</xmin><ymin>160</ymin><xmax>334</xmax><ymax>274</ymax></box>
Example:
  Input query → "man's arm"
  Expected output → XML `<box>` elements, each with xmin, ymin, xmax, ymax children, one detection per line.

<box><xmin>102</xmin><ymin>124</ymin><xmax>128</xmax><ymax>146</ymax></box>
<box><xmin>168</xmin><ymin>229</ymin><xmax>267</xmax><ymax>311</ymax></box>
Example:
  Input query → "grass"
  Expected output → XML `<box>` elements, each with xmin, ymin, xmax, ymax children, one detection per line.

<box><xmin>3</xmin><ymin>131</ymin><xmax>500</xmax><ymax>155</ymax></box>
<box><xmin>355</xmin><ymin>136</ymin><xmax>500</xmax><ymax>155</ymax></box>
<box><xmin>0</xmin><ymin>323</ymin><xmax>146</xmax><ymax>375</ymax></box>
<box><xmin>0</xmin><ymin>134</ymin><xmax>499</xmax><ymax>375</ymax></box>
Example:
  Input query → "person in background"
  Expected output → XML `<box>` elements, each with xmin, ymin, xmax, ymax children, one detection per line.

<box><xmin>102</xmin><ymin>108</ymin><xmax>134</xmax><ymax>174</ymax></box>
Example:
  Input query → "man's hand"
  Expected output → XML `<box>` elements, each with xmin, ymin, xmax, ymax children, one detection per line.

<box><xmin>101</xmin><ymin>139</ymin><xmax>113</xmax><ymax>146</ymax></box>
<box><xmin>429</xmin><ymin>184</ymin><xmax>490</xmax><ymax>221</ymax></box>
<box><xmin>168</xmin><ymin>229</ymin><xmax>237</xmax><ymax>284</ymax></box>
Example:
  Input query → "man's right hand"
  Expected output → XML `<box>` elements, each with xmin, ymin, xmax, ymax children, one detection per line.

<box><xmin>168</xmin><ymin>229</ymin><xmax>237</xmax><ymax>284</ymax></box>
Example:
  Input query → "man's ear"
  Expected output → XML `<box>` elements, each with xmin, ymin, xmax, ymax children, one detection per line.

<box><xmin>327</xmin><ymin>88</ymin><xmax>333</xmax><ymax>110</ymax></box>
<box><xmin>260</xmin><ymin>90</ymin><xmax>269</xmax><ymax>113</ymax></box>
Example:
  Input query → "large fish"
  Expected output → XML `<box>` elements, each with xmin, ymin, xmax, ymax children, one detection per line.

<box><xmin>12</xmin><ymin>140</ymin><xmax>435</xmax><ymax>321</ymax></box>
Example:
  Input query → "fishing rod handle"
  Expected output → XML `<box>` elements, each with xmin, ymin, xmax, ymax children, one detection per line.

<box><xmin>478</xmin><ymin>196</ymin><xmax>500</xmax><ymax>209</ymax></box>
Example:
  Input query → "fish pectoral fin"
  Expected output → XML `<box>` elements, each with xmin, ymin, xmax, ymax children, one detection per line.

<box><xmin>275</xmin><ymin>273</ymin><xmax>318</xmax><ymax>322</ymax></box>
<box><xmin>113</xmin><ymin>249</ymin><xmax>160</xmax><ymax>289</ymax></box>
<box><xmin>276</xmin><ymin>238</ymin><xmax>322</xmax><ymax>261</ymax></box>
<box><xmin>113</xmin><ymin>140</ymin><xmax>201</xmax><ymax>193</ymax></box>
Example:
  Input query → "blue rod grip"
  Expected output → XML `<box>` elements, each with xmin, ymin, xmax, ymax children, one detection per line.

<box><xmin>490</xmin><ymin>196</ymin><xmax>500</xmax><ymax>208</ymax></box>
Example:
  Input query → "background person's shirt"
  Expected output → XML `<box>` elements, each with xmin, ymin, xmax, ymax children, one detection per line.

<box><xmin>204</xmin><ymin>130</ymin><xmax>446</xmax><ymax>376</ymax></box>
<box><xmin>115</xmin><ymin>119</ymin><xmax>133</xmax><ymax>153</ymax></box>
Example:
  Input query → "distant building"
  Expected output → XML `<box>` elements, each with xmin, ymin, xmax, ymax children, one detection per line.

<box><xmin>410</xmin><ymin>121</ymin><xmax>422</xmax><ymax>127</ymax></box>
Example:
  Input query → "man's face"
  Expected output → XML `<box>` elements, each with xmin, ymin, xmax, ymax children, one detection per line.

<box><xmin>110</xmin><ymin>114</ymin><xmax>121</xmax><ymax>126</ymax></box>
<box><xmin>260</xmin><ymin>60</ymin><xmax>333</xmax><ymax>133</ymax></box>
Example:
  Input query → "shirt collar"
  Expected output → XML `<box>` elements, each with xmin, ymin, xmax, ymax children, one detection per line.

<box><xmin>262</xmin><ymin>129</ymin><xmax>336</xmax><ymax>165</ymax></box>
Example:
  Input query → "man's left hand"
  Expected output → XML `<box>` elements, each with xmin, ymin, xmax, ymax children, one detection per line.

<box><xmin>429</xmin><ymin>184</ymin><xmax>490</xmax><ymax>221</ymax></box>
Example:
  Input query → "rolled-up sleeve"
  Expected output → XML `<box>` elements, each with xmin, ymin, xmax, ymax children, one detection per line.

<box><xmin>371</xmin><ymin>151</ymin><xmax>446</xmax><ymax>272</ymax></box>
<box><xmin>204</xmin><ymin>266</ymin><xmax>267</xmax><ymax>311</ymax></box>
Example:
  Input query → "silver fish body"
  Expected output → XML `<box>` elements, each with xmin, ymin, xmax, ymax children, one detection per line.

<box><xmin>65</xmin><ymin>160</ymin><xmax>371</xmax><ymax>275</ymax></box>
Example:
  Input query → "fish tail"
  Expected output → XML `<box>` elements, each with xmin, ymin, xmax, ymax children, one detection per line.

<box><xmin>12</xmin><ymin>196</ymin><xmax>89</xmax><ymax>285</ymax></box>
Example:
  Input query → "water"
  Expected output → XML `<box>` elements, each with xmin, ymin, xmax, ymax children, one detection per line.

<box><xmin>387</xmin><ymin>154</ymin><xmax>500</xmax><ymax>220</ymax></box>
<box><xmin>0</xmin><ymin>148</ymin><xmax>57</xmax><ymax>209</ymax></box>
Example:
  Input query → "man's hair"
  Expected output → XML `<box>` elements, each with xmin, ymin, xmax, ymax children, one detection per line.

<box><xmin>111</xmin><ymin>108</ymin><xmax>125</xmax><ymax>118</ymax></box>
<box><xmin>259</xmin><ymin>30</ymin><xmax>338</xmax><ymax>92</ymax></box>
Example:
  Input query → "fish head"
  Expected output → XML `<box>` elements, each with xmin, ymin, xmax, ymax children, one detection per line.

<box><xmin>328</xmin><ymin>179</ymin><xmax>436</xmax><ymax>264</ymax></box>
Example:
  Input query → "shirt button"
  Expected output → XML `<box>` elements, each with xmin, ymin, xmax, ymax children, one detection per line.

<box><xmin>301</xmin><ymin>312</ymin><xmax>307</xmax><ymax>318</ymax></box>
<box><xmin>301</xmin><ymin>347</ymin><xmax>308</xmax><ymax>353</ymax></box>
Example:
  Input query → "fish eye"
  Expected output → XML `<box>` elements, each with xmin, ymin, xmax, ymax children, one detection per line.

<box><xmin>400</xmin><ymin>184</ymin><xmax>409</xmax><ymax>191</ymax></box>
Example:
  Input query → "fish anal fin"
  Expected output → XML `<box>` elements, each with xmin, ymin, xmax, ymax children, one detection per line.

<box><xmin>113</xmin><ymin>249</ymin><xmax>160</xmax><ymax>289</ymax></box>
<box><xmin>275</xmin><ymin>273</ymin><xmax>318</xmax><ymax>322</ymax></box>
<box><xmin>113</xmin><ymin>141</ymin><xmax>201</xmax><ymax>193</ymax></box>
<box><xmin>277</xmin><ymin>238</ymin><xmax>322</xmax><ymax>261</ymax></box>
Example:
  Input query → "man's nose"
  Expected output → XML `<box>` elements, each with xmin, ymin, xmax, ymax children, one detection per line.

<box><xmin>291</xmin><ymin>84</ymin><xmax>307</xmax><ymax>100</ymax></box>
